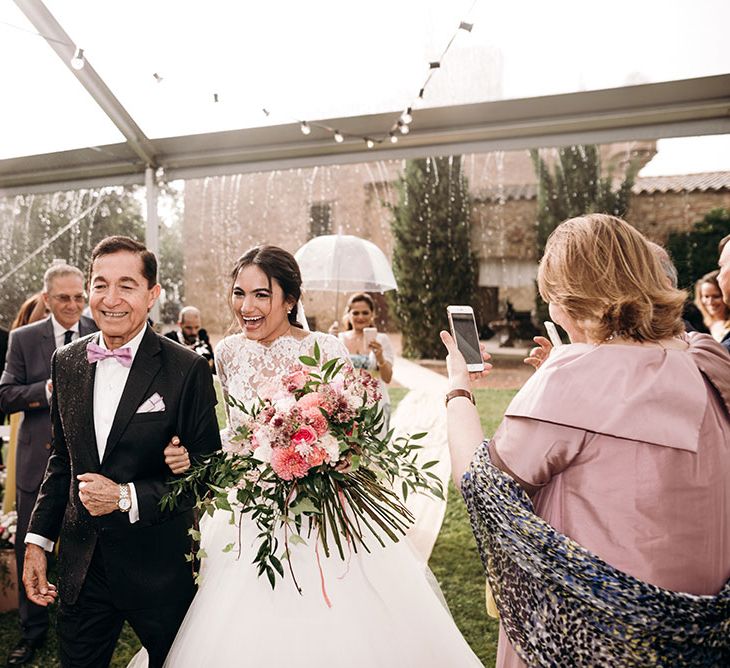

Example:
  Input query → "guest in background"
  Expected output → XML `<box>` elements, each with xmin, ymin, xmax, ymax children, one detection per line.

<box><xmin>2</xmin><ymin>295</ymin><xmax>48</xmax><ymax>512</ymax></box>
<box><xmin>165</xmin><ymin>305</ymin><xmax>215</xmax><ymax>371</ymax></box>
<box><xmin>329</xmin><ymin>293</ymin><xmax>394</xmax><ymax>431</ymax></box>
<box><xmin>0</xmin><ymin>266</ymin><xmax>97</xmax><ymax>667</ymax></box>
<box><xmin>694</xmin><ymin>270</ymin><xmax>730</xmax><ymax>350</ymax></box>
<box><xmin>717</xmin><ymin>234</ymin><xmax>730</xmax><ymax>352</ymax></box>
<box><xmin>443</xmin><ymin>214</ymin><xmax>730</xmax><ymax>667</ymax></box>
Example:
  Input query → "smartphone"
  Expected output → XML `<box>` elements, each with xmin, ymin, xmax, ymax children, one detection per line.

<box><xmin>544</xmin><ymin>321</ymin><xmax>563</xmax><ymax>347</ymax></box>
<box><xmin>363</xmin><ymin>327</ymin><xmax>378</xmax><ymax>346</ymax></box>
<box><xmin>447</xmin><ymin>306</ymin><xmax>484</xmax><ymax>372</ymax></box>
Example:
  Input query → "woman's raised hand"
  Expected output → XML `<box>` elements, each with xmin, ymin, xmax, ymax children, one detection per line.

<box><xmin>164</xmin><ymin>436</ymin><xmax>190</xmax><ymax>474</ymax></box>
<box><xmin>524</xmin><ymin>336</ymin><xmax>553</xmax><ymax>370</ymax></box>
<box><xmin>440</xmin><ymin>331</ymin><xmax>492</xmax><ymax>389</ymax></box>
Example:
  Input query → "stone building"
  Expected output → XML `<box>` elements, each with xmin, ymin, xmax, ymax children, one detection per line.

<box><xmin>182</xmin><ymin>149</ymin><xmax>730</xmax><ymax>336</ymax></box>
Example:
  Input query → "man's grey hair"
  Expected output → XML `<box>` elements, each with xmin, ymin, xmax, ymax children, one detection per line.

<box><xmin>647</xmin><ymin>241</ymin><xmax>678</xmax><ymax>289</ymax></box>
<box><xmin>43</xmin><ymin>263</ymin><xmax>85</xmax><ymax>292</ymax></box>
<box><xmin>179</xmin><ymin>306</ymin><xmax>201</xmax><ymax>323</ymax></box>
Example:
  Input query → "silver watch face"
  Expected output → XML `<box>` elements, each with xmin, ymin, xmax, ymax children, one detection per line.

<box><xmin>118</xmin><ymin>497</ymin><xmax>132</xmax><ymax>511</ymax></box>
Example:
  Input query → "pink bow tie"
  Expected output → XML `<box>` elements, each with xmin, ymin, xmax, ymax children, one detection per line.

<box><xmin>86</xmin><ymin>341</ymin><xmax>133</xmax><ymax>367</ymax></box>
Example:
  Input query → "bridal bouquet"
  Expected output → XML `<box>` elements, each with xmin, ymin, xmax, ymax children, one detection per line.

<box><xmin>162</xmin><ymin>343</ymin><xmax>443</xmax><ymax>591</ymax></box>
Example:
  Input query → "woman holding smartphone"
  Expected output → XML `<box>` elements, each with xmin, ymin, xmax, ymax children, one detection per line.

<box><xmin>442</xmin><ymin>214</ymin><xmax>730</xmax><ymax>667</ymax></box>
<box><xmin>330</xmin><ymin>293</ymin><xmax>394</xmax><ymax>431</ymax></box>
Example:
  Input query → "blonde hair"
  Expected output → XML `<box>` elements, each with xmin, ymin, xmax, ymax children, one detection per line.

<box><xmin>694</xmin><ymin>270</ymin><xmax>730</xmax><ymax>329</ymax></box>
<box><xmin>538</xmin><ymin>214</ymin><xmax>686</xmax><ymax>342</ymax></box>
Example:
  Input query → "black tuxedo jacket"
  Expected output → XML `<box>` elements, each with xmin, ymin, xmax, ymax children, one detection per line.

<box><xmin>0</xmin><ymin>316</ymin><xmax>97</xmax><ymax>492</ymax></box>
<box><xmin>28</xmin><ymin>326</ymin><xmax>221</xmax><ymax>608</ymax></box>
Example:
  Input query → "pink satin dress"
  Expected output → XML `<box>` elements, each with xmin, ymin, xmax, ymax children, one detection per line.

<box><xmin>489</xmin><ymin>333</ymin><xmax>730</xmax><ymax>668</ymax></box>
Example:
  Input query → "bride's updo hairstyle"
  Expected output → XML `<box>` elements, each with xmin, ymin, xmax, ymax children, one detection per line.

<box><xmin>538</xmin><ymin>214</ymin><xmax>686</xmax><ymax>343</ymax></box>
<box><xmin>229</xmin><ymin>245</ymin><xmax>304</xmax><ymax>329</ymax></box>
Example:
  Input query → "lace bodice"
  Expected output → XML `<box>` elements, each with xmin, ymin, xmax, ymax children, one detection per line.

<box><xmin>215</xmin><ymin>331</ymin><xmax>350</xmax><ymax>431</ymax></box>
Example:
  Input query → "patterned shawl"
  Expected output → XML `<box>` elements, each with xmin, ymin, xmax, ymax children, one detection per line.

<box><xmin>462</xmin><ymin>443</ymin><xmax>730</xmax><ymax>667</ymax></box>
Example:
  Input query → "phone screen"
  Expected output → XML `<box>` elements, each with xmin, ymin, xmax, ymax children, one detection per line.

<box><xmin>450</xmin><ymin>312</ymin><xmax>483</xmax><ymax>366</ymax></box>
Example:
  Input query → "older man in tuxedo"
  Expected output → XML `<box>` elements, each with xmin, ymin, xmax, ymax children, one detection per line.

<box><xmin>23</xmin><ymin>237</ymin><xmax>221</xmax><ymax>668</ymax></box>
<box><xmin>0</xmin><ymin>264</ymin><xmax>96</xmax><ymax>666</ymax></box>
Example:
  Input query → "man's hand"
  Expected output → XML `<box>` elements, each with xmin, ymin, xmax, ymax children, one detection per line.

<box><xmin>77</xmin><ymin>472</ymin><xmax>121</xmax><ymax>516</ymax></box>
<box><xmin>524</xmin><ymin>336</ymin><xmax>553</xmax><ymax>370</ymax></box>
<box><xmin>164</xmin><ymin>436</ymin><xmax>190</xmax><ymax>475</ymax></box>
<box><xmin>22</xmin><ymin>544</ymin><xmax>57</xmax><ymax>607</ymax></box>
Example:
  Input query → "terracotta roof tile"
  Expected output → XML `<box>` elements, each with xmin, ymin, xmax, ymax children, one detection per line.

<box><xmin>475</xmin><ymin>172</ymin><xmax>730</xmax><ymax>202</ymax></box>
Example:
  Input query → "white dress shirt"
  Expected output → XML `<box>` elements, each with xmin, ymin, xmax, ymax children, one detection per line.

<box><xmin>27</xmin><ymin>325</ymin><xmax>147</xmax><ymax>552</ymax></box>
<box><xmin>50</xmin><ymin>314</ymin><xmax>79</xmax><ymax>349</ymax></box>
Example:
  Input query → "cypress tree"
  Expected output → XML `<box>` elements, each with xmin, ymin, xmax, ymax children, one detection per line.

<box><xmin>389</xmin><ymin>156</ymin><xmax>476</xmax><ymax>358</ymax></box>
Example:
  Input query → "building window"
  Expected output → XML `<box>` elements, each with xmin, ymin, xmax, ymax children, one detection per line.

<box><xmin>309</xmin><ymin>203</ymin><xmax>332</xmax><ymax>239</ymax></box>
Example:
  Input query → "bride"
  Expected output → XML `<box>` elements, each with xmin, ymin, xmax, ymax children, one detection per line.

<box><xmin>135</xmin><ymin>245</ymin><xmax>482</xmax><ymax>667</ymax></box>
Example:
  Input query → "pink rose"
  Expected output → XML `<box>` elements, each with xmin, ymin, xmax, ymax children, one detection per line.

<box><xmin>270</xmin><ymin>445</ymin><xmax>310</xmax><ymax>480</ymax></box>
<box><xmin>283</xmin><ymin>367</ymin><xmax>309</xmax><ymax>392</ymax></box>
<box><xmin>296</xmin><ymin>392</ymin><xmax>323</xmax><ymax>411</ymax></box>
<box><xmin>302</xmin><ymin>409</ymin><xmax>328</xmax><ymax>436</ymax></box>
<box><xmin>291</xmin><ymin>424</ymin><xmax>318</xmax><ymax>449</ymax></box>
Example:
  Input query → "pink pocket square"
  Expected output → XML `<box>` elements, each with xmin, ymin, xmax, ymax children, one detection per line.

<box><xmin>136</xmin><ymin>392</ymin><xmax>166</xmax><ymax>414</ymax></box>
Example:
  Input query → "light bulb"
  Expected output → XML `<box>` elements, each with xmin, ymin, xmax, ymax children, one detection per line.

<box><xmin>70</xmin><ymin>48</ymin><xmax>85</xmax><ymax>70</ymax></box>
<box><xmin>401</xmin><ymin>108</ymin><xmax>413</xmax><ymax>124</ymax></box>
<box><xmin>366</xmin><ymin>139</ymin><xmax>375</xmax><ymax>149</ymax></box>
<box><xmin>300</xmin><ymin>121</ymin><xmax>311</xmax><ymax>135</ymax></box>
<box><xmin>389</xmin><ymin>133</ymin><xmax>398</xmax><ymax>144</ymax></box>
<box><xmin>398</xmin><ymin>122</ymin><xmax>410</xmax><ymax>135</ymax></box>
<box><xmin>334</xmin><ymin>130</ymin><xmax>344</xmax><ymax>143</ymax></box>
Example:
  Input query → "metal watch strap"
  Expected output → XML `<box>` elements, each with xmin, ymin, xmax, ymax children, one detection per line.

<box><xmin>118</xmin><ymin>483</ymin><xmax>131</xmax><ymax>513</ymax></box>
<box><xmin>445</xmin><ymin>388</ymin><xmax>475</xmax><ymax>407</ymax></box>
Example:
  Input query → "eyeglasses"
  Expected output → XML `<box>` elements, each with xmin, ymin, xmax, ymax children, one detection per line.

<box><xmin>49</xmin><ymin>294</ymin><xmax>86</xmax><ymax>304</ymax></box>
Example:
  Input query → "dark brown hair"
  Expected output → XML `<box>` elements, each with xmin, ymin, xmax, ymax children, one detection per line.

<box><xmin>229</xmin><ymin>245</ymin><xmax>303</xmax><ymax>328</ymax></box>
<box><xmin>343</xmin><ymin>292</ymin><xmax>375</xmax><ymax>331</ymax></box>
<box><xmin>89</xmin><ymin>236</ymin><xmax>157</xmax><ymax>288</ymax></box>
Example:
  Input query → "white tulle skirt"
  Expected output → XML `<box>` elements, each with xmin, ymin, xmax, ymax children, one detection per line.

<box><xmin>129</xmin><ymin>505</ymin><xmax>483</xmax><ymax>667</ymax></box>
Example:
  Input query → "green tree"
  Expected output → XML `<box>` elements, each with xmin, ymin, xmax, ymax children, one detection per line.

<box><xmin>666</xmin><ymin>207</ymin><xmax>730</xmax><ymax>291</ymax></box>
<box><xmin>389</xmin><ymin>156</ymin><xmax>476</xmax><ymax>358</ymax></box>
<box><xmin>530</xmin><ymin>145</ymin><xmax>639</xmax><ymax>319</ymax></box>
<box><xmin>0</xmin><ymin>185</ymin><xmax>184</xmax><ymax>328</ymax></box>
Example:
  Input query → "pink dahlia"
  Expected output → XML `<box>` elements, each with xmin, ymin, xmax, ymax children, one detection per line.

<box><xmin>307</xmin><ymin>446</ymin><xmax>328</xmax><ymax>467</ymax></box>
<box><xmin>270</xmin><ymin>446</ymin><xmax>310</xmax><ymax>480</ymax></box>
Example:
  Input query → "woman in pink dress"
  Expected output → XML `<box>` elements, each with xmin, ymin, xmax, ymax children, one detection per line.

<box><xmin>442</xmin><ymin>214</ymin><xmax>730</xmax><ymax>666</ymax></box>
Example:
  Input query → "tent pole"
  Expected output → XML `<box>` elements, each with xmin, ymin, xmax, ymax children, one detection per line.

<box><xmin>145</xmin><ymin>166</ymin><xmax>160</xmax><ymax>324</ymax></box>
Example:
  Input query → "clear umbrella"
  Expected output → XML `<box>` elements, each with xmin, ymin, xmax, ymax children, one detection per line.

<box><xmin>294</xmin><ymin>233</ymin><xmax>397</xmax><ymax>318</ymax></box>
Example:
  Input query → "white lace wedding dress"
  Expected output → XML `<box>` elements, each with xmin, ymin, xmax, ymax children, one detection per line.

<box><xmin>134</xmin><ymin>331</ymin><xmax>482</xmax><ymax>667</ymax></box>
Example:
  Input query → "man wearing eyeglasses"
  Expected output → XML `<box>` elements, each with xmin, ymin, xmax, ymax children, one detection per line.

<box><xmin>0</xmin><ymin>263</ymin><xmax>96</xmax><ymax>666</ymax></box>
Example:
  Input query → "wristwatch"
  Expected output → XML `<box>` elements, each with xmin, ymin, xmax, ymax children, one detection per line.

<box><xmin>118</xmin><ymin>483</ymin><xmax>131</xmax><ymax>513</ymax></box>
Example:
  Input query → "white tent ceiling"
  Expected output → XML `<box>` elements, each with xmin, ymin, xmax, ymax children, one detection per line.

<box><xmin>1</xmin><ymin>0</ymin><xmax>729</xmax><ymax>196</ymax></box>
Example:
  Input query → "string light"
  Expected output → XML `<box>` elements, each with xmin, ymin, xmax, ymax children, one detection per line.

<box><xmin>268</xmin><ymin>7</ymin><xmax>475</xmax><ymax>148</ymax></box>
<box><xmin>70</xmin><ymin>47</ymin><xmax>85</xmax><ymax>70</ymax></box>
<box><xmin>213</xmin><ymin>93</ymin><xmax>219</xmax><ymax>103</ymax></box>
<box><xmin>153</xmin><ymin>72</ymin><xmax>163</xmax><ymax>83</ymax></box>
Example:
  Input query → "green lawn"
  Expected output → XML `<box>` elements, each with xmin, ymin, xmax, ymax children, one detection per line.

<box><xmin>0</xmin><ymin>387</ymin><xmax>516</xmax><ymax>667</ymax></box>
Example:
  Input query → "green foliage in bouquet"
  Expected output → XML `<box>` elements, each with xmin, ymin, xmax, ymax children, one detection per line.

<box><xmin>161</xmin><ymin>343</ymin><xmax>443</xmax><ymax>591</ymax></box>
